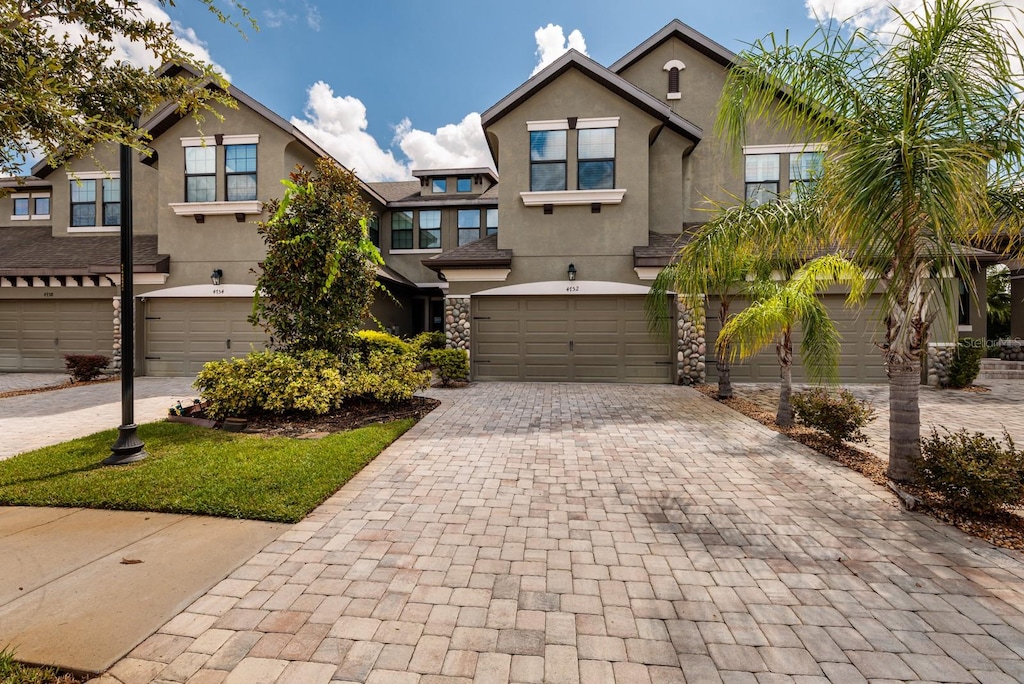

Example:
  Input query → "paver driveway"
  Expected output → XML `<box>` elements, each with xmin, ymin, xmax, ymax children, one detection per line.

<box><xmin>105</xmin><ymin>383</ymin><xmax>1024</xmax><ymax>684</ymax></box>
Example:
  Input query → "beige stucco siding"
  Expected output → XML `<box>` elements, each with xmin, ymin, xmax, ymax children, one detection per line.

<box><xmin>489</xmin><ymin>68</ymin><xmax>661</xmax><ymax>261</ymax></box>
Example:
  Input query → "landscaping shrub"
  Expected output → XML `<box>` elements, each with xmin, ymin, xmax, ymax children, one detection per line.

<box><xmin>194</xmin><ymin>350</ymin><xmax>344</xmax><ymax>419</ymax></box>
<box><xmin>920</xmin><ymin>428</ymin><xmax>1024</xmax><ymax>514</ymax></box>
<box><xmin>408</xmin><ymin>330</ymin><xmax>446</xmax><ymax>366</ymax></box>
<box><xmin>791</xmin><ymin>387</ymin><xmax>876</xmax><ymax>444</ymax></box>
<box><xmin>942</xmin><ymin>337</ymin><xmax>983</xmax><ymax>388</ymax></box>
<box><xmin>346</xmin><ymin>332</ymin><xmax>430</xmax><ymax>403</ymax></box>
<box><xmin>356</xmin><ymin>329</ymin><xmax>413</xmax><ymax>356</ymax></box>
<box><xmin>64</xmin><ymin>354</ymin><xmax>110</xmax><ymax>382</ymax></box>
<box><xmin>430</xmin><ymin>348</ymin><xmax>469</xmax><ymax>386</ymax></box>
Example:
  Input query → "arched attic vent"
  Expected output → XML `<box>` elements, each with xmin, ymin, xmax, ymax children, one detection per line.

<box><xmin>663</xmin><ymin>59</ymin><xmax>685</xmax><ymax>100</ymax></box>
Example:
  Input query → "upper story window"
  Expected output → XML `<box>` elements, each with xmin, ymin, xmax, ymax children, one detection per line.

<box><xmin>185</xmin><ymin>146</ymin><xmax>217</xmax><ymax>202</ymax></box>
<box><xmin>419</xmin><ymin>210</ymin><xmax>441</xmax><ymax>249</ymax></box>
<box><xmin>70</xmin><ymin>180</ymin><xmax>97</xmax><ymax>226</ymax></box>
<box><xmin>458</xmin><ymin>209</ymin><xmax>480</xmax><ymax>246</ymax></box>
<box><xmin>456</xmin><ymin>177</ymin><xmax>472</xmax><ymax>193</ymax></box>
<box><xmin>10</xmin><ymin>192</ymin><xmax>51</xmax><ymax>221</ymax></box>
<box><xmin>789</xmin><ymin>152</ymin><xmax>823</xmax><ymax>202</ymax></box>
<box><xmin>745</xmin><ymin>154</ymin><xmax>779</xmax><ymax>206</ymax></box>
<box><xmin>225</xmin><ymin>144</ymin><xmax>257</xmax><ymax>201</ymax></box>
<box><xmin>578</xmin><ymin>128</ymin><xmax>615</xmax><ymax>190</ymax></box>
<box><xmin>432</xmin><ymin>179</ymin><xmax>447</xmax><ymax>193</ymax></box>
<box><xmin>368</xmin><ymin>214</ymin><xmax>380</xmax><ymax>247</ymax></box>
<box><xmin>391</xmin><ymin>211</ymin><xmax>413</xmax><ymax>249</ymax></box>
<box><xmin>530</xmin><ymin>130</ymin><xmax>567</xmax><ymax>191</ymax></box>
<box><xmin>12</xmin><ymin>196</ymin><xmax>29</xmax><ymax>217</ymax></box>
<box><xmin>486</xmin><ymin>208</ymin><xmax>498</xmax><ymax>236</ymax></box>
<box><xmin>102</xmin><ymin>178</ymin><xmax>120</xmax><ymax>226</ymax></box>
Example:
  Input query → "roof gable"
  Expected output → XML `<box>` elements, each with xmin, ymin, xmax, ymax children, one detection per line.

<box><xmin>610</xmin><ymin>19</ymin><xmax>737</xmax><ymax>74</ymax></box>
<box><xmin>481</xmin><ymin>49</ymin><xmax>702</xmax><ymax>144</ymax></box>
<box><xmin>30</xmin><ymin>65</ymin><xmax>389</xmax><ymax>207</ymax></box>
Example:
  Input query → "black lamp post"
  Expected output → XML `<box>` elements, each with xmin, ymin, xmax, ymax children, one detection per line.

<box><xmin>104</xmin><ymin>138</ymin><xmax>147</xmax><ymax>465</ymax></box>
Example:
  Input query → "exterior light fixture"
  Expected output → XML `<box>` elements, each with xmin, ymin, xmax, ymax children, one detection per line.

<box><xmin>567</xmin><ymin>263</ymin><xmax>577</xmax><ymax>281</ymax></box>
<box><xmin>211</xmin><ymin>269</ymin><xmax>223</xmax><ymax>286</ymax></box>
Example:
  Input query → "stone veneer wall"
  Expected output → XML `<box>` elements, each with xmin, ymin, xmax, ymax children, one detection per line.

<box><xmin>445</xmin><ymin>296</ymin><xmax>470</xmax><ymax>351</ymax></box>
<box><xmin>1000</xmin><ymin>339</ymin><xmax>1024</xmax><ymax>361</ymax></box>
<box><xmin>677</xmin><ymin>297</ymin><xmax>706</xmax><ymax>385</ymax></box>
<box><xmin>112</xmin><ymin>296</ymin><xmax>122</xmax><ymax>370</ymax></box>
<box><xmin>926</xmin><ymin>343</ymin><xmax>955</xmax><ymax>387</ymax></box>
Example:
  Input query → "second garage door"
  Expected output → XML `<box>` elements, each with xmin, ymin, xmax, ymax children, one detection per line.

<box><xmin>144</xmin><ymin>298</ymin><xmax>267</xmax><ymax>377</ymax></box>
<box><xmin>705</xmin><ymin>294</ymin><xmax>887</xmax><ymax>383</ymax></box>
<box><xmin>0</xmin><ymin>298</ymin><xmax>113</xmax><ymax>372</ymax></box>
<box><xmin>472</xmin><ymin>295</ymin><xmax>674</xmax><ymax>383</ymax></box>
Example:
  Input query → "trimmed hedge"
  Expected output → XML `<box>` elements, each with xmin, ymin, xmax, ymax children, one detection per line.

<box><xmin>64</xmin><ymin>354</ymin><xmax>110</xmax><ymax>382</ymax></box>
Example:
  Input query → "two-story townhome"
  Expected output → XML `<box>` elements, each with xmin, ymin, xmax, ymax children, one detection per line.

<box><xmin>414</xmin><ymin>19</ymin><xmax>993</xmax><ymax>385</ymax></box>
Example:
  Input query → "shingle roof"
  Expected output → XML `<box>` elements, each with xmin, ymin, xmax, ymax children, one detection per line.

<box><xmin>0</xmin><ymin>227</ymin><xmax>167</xmax><ymax>275</ymax></box>
<box><xmin>421</xmin><ymin>234</ymin><xmax>512</xmax><ymax>271</ymax></box>
<box><xmin>610</xmin><ymin>19</ymin><xmax>738</xmax><ymax>73</ymax></box>
<box><xmin>367</xmin><ymin>181</ymin><xmax>420</xmax><ymax>203</ymax></box>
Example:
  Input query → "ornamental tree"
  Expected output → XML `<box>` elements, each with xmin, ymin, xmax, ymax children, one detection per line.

<box><xmin>250</xmin><ymin>158</ymin><xmax>382</xmax><ymax>356</ymax></box>
<box><xmin>0</xmin><ymin>0</ymin><xmax>253</xmax><ymax>176</ymax></box>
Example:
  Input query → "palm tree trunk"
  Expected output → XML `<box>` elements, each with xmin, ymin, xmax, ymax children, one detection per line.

<box><xmin>776</xmin><ymin>329</ymin><xmax>794</xmax><ymax>427</ymax></box>
<box><xmin>887</xmin><ymin>356</ymin><xmax>922</xmax><ymax>482</ymax></box>
<box><xmin>717</xmin><ymin>299</ymin><xmax>733</xmax><ymax>399</ymax></box>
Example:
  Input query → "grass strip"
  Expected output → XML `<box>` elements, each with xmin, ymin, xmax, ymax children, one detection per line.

<box><xmin>0</xmin><ymin>419</ymin><xmax>414</xmax><ymax>523</ymax></box>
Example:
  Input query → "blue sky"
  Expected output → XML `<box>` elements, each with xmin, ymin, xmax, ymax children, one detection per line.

<box><xmin>153</xmin><ymin>0</ymin><xmax>882</xmax><ymax>180</ymax></box>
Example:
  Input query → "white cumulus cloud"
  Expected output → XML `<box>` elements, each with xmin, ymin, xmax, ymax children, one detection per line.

<box><xmin>531</xmin><ymin>24</ymin><xmax>588</xmax><ymax>76</ymax></box>
<box><xmin>44</xmin><ymin>0</ymin><xmax>230</xmax><ymax>80</ymax></box>
<box><xmin>396</xmin><ymin>113</ymin><xmax>493</xmax><ymax>172</ymax></box>
<box><xmin>291</xmin><ymin>81</ymin><xmax>409</xmax><ymax>181</ymax></box>
<box><xmin>291</xmin><ymin>82</ymin><xmax>494</xmax><ymax>182</ymax></box>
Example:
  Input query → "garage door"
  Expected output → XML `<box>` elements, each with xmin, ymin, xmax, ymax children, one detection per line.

<box><xmin>472</xmin><ymin>295</ymin><xmax>674</xmax><ymax>383</ymax></box>
<box><xmin>706</xmin><ymin>294</ymin><xmax>887</xmax><ymax>383</ymax></box>
<box><xmin>144</xmin><ymin>298</ymin><xmax>267</xmax><ymax>377</ymax></box>
<box><xmin>0</xmin><ymin>299</ymin><xmax>113</xmax><ymax>372</ymax></box>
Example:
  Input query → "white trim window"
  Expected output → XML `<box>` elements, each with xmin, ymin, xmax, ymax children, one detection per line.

<box><xmin>530</xmin><ymin>129</ymin><xmax>567</xmax><ymax>191</ymax></box>
<box><xmin>10</xmin><ymin>193</ymin><xmax>30</xmax><ymax>220</ymax></box>
<box><xmin>745</xmin><ymin>154</ymin><xmax>779</xmax><ymax>206</ymax></box>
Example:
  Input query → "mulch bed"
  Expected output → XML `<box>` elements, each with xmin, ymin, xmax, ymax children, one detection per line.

<box><xmin>0</xmin><ymin>375</ymin><xmax>117</xmax><ymax>399</ymax></box>
<box><xmin>696</xmin><ymin>384</ymin><xmax>1024</xmax><ymax>551</ymax></box>
<box><xmin>243</xmin><ymin>396</ymin><xmax>440</xmax><ymax>438</ymax></box>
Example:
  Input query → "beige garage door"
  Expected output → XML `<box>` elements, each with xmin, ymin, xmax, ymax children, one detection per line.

<box><xmin>144</xmin><ymin>298</ymin><xmax>266</xmax><ymax>377</ymax></box>
<box><xmin>705</xmin><ymin>294</ymin><xmax>887</xmax><ymax>383</ymax></box>
<box><xmin>0</xmin><ymin>299</ymin><xmax>113</xmax><ymax>372</ymax></box>
<box><xmin>472</xmin><ymin>295</ymin><xmax>674</xmax><ymax>383</ymax></box>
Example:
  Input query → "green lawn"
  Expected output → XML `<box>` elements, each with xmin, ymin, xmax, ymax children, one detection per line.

<box><xmin>0</xmin><ymin>420</ymin><xmax>414</xmax><ymax>523</ymax></box>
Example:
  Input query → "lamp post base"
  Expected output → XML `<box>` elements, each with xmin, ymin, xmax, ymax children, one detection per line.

<box><xmin>104</xmin><ymin>424</ymin><xmax>147</xmax><ymax>465</ymax></box>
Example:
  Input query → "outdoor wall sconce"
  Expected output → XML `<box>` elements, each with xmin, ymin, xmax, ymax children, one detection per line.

<box><xmin>567</xmin><ymin>263</ymin><xmax>577</xmax><ymax>281</ymax></box>
<box><xmin>211</xmin><ymin>269</ymin><xmax>223</xmax><ymax>286</ymax></box>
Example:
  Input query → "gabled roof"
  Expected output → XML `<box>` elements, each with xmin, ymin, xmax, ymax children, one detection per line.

<box><xmin>0</xmin><ymin>227</ymin><xmax>167</xmax><ymax>276</ymax></box>
<box><xmin>481</xmin><ymin>50</ymin><xmax>703</xmax><ymax>144</ymax></box>
<box><xmin>421</xmin><ymin>234</ymin><xmax>512</xmax><ymax>271</ymax></box>
<box><xmin>368</xmin><ymin>181</ymin><xmax>499</xmax><ymax>208</ymax></box>
<box><xmin>30</xmin><ymin>65</ymin><xmax>389</xmax><ymax>207</ymax></box>
<box><xmin>610</xmin><ymin>19</ymin><xmax>738</xmax><ymax>74</ymax></box>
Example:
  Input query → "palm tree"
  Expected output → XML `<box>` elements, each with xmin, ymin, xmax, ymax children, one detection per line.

<box><xmin>649</xmin><ymin>239</ymin><xmax>760</xmax><ymax>399</ymax></box>
<box><xmin>717</xmin><ymin>254</ymin><xmax>867</xmax><ymax>426</ymax></box>
<box><xmin>706</xmin><ymin>0</ymin><xmax>1024</xmax><ymax>481</ymax></box>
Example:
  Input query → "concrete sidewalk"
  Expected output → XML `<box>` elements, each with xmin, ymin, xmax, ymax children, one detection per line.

<box><xmin>0</xmin><ymin>507</ymin><xmax>288</xmax><ymax>674</ymax></box>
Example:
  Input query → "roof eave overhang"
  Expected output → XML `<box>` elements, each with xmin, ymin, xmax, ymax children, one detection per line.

<box><xmin>422</xmin><ymin>257</ymin><xmax>513</xmax><ymax>272</ymax></box>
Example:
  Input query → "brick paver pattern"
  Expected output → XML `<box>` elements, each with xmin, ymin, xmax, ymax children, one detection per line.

<box><xmin>107</xmin><ymin>384</ymin><xmax>1024</xmax><ymax>683</ymax></box>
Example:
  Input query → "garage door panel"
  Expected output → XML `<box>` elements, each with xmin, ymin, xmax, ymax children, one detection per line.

<box><xmin>0</xmin><ymin>299</ymin><xmax>112</xmax><ymax>371</ymax></box>
<box><xmin>473</xmin><ymin>295</ymin><xmax>672</xmax><ymax>383</ymax></box>
<box><xmin>144</xmin><ymin>298</ymin><xmax>266</xmax><ymax>377</ymax></box>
